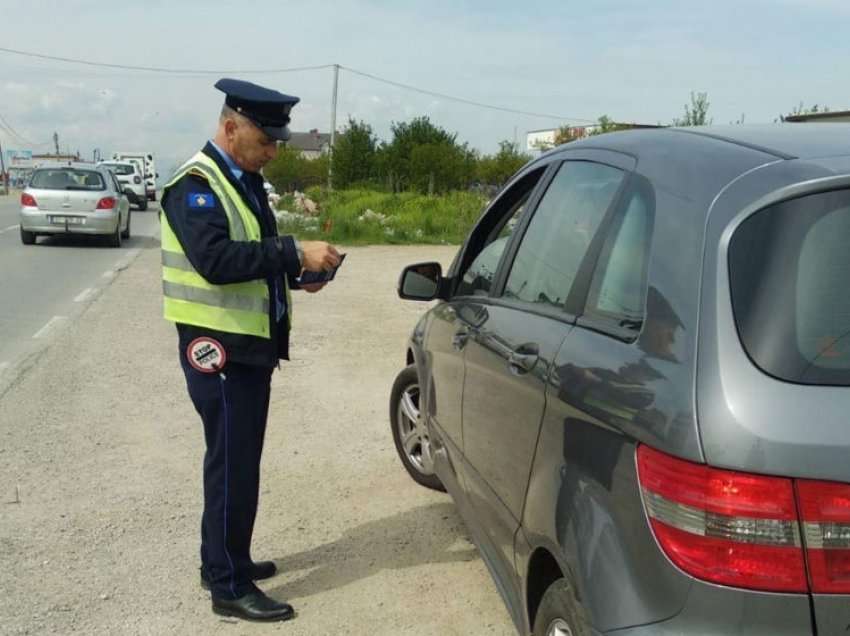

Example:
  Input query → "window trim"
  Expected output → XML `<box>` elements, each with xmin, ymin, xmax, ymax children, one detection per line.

<box><xmin>491</xmin><ymin>157</ymin><xmax>635</xmax><ymax>319</ymax></box>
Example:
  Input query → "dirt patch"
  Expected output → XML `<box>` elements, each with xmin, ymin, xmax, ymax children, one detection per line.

<box><xmin>0</xmin><ymin>245</ymin><xmax>516</xmax><ymax>635</ymax></box>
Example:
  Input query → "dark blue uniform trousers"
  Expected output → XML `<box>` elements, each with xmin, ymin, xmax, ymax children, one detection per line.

<box><xmin>180</xmin><ymin>354</ymin><xmax>273</xmax><ymax>599</ymax></box>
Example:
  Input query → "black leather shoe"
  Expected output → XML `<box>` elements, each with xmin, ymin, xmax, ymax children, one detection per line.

<box><xmin>211</xmin><ymin>587</ymin><xmax>294</xmax><ymax>622</ymax></box>
<box><xmin>200</xmin><ymin>561</ymin><xmax>277</xmax><ymax>590</ymax></box>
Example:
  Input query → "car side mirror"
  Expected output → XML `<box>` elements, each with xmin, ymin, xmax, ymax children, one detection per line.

<box><xmin>398</xmin><ymin>262</ymin><xmax>443</xmax><ymax>301</ymax></box>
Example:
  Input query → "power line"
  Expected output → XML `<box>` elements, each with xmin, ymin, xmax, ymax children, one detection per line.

<box><xmin>0</xmin><ymin>112</ymin><xmax>33</xmax><ymax>144</ymax></box>
<box><xmin>1</xmin><ymin>45</ymin><xmax>598</xmax><ymax>123</ymax></box>
<box><xmin>0</xmin><ymin>46</ymin><xmax>334</xmax><ymax>75</ymax></box>
<box><xmin>0</xmin><ymin>113</ymin><xmax>51</xmax><ymax>148</ymax></box>
<box><xmin>340</xmin><ymin>65</ymin><xmax>597</xmax><ymax>123</ymax></box>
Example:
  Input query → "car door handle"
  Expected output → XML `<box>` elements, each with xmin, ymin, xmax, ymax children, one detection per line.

<box><xmin>508</xmin><ymin>342</ymin><xmax>540</xmax><ymax>374</ymax></box>
<box><xmin>452</xmin><ymin>327</ymin><xmax>471</xmax><ymax>351</ymax></box>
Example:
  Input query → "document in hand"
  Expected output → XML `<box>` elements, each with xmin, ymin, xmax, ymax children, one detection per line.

<box><xmin>296</xmin><ymin>253</ymin><xmax>347</xmax><ymax>285</ymax></box>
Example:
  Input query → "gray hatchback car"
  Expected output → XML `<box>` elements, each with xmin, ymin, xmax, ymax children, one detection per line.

<box><xmin>391</xmin><ymin>125</ymin><xmax>850</xmax><ymax>635</ymax></box>
<box><xmin>20</xmin><ymin>163</ymin><xmax>132</xmax><ymax>247</ymax></box>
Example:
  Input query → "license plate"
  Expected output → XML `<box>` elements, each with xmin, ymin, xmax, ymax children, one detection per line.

<box><xmin>50</xmin><ymin>216</ymin><xmax>85</xmax><ymax>225</ymax></box>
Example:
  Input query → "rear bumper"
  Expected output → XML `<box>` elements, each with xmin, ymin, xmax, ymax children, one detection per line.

<box><xmin>20</xmin><ymin>207</ymin><xmax>120</xmax><ymax>235</ymax></box>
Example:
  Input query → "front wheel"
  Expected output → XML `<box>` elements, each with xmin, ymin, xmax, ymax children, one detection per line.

<box><xmin>389</xmin><ymin>365</ymin><xmax>444</xmax><ymax>491</ymax></box>
<box><xmin>533</xmin><ymin>579</ymin><xmax>590</xmax><ymax>636</ymax></box>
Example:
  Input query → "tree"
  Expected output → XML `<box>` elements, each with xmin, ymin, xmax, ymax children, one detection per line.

<box><xmin>477</xmin><ymin>140</ymin><xmax>532</xmax><ymax>186</ymax></box>
<box><xmin>672</xmin><ymin>92</ymin><xmax>712</xmax><ymax>127</ymax></box>
<box><xmin>588</xmin><ymin>115</ymin><xmax>634</xmax><ymax>136</ymax></box>
<box><xmin>382</xmin><ymin>116</ymin><xmax>459</xmax><ymax>191</ymax></box>
<box><xmin>553</xmin><ymin>126</ymin><xmax>585</xmax><ymax>145</ymax></box>
<box><xmin>331</xmin><ymin>117</ymin><xmax>378</xmax><ymax>188</ymax></box>
<box><xmin>264</xmin><ymin>146</ymin><xmax>328</xmax><ymax>193</ymax></box>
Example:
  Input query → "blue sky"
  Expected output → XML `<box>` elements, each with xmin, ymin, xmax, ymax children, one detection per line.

<box><xmin>0</xmin><ymin>0</ymin><xmax>846</xmax><ymax>176</ymax></box>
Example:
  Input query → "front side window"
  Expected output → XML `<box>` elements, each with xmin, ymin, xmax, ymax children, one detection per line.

<box><xmin>730</xmin><ymin>189</ymin><xmax>850</xmax><ymax>385</ymax></box>
<box><xmin>504</xmin><ymin>161</ymin><xmax>624</xmax><ymax>310</ymax></box>
<box><xmin>455</xmin><ymin>169</ymin><xmax>544</xmax><ymax>297</ymax></box>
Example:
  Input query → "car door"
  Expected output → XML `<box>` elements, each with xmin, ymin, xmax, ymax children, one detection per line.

<box><xmin>518</xmin><ymin>171</ymin><xmax>666</xmax><ymax>631</ymax></box>
<box><xmin>460</xmin><ymin>155</ymin><xmax>633</xmax><ymax>598</ymax></box>
<box><xmin>425</xmin><ymin>165</ymin><xmax>550</xmax><ymax>461</ymax></box>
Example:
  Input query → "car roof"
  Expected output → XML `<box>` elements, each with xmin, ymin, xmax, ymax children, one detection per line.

<box><xmin>551</xmin><ymin>123</ymin><xmax>850</xmax><ymax>162</ymax></box>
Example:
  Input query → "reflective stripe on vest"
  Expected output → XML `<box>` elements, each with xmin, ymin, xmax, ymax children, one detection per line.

<box><xmin>160</xmin><ymin>151</ymin><xmax>290</xmax><ymax>338</ymax></box>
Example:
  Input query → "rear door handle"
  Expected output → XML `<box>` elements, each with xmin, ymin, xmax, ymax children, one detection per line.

<box><xmin>508</xmin><ymin>342</ymin><xmax>539</xmax><ymax>374</ymax></box>
<box><xmin>452</xmin><ymin>327</ymin><xmax>471</xmax><ymax>351</ymax></box>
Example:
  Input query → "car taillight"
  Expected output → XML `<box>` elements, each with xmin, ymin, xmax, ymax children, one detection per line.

<box><xmin>21</xmin><ymin>192</ymin><xmax>37</xmax><ymax>207</ymax></box>
<box><xmin>637</xmin><ymin>445</ymin><xmax>807</xmax><ymax>593</ymax></box>
<box><xmin>797</xmin><ymin>480</ymin><xmax>850</xmax><ymax>593</ymax></box>
<box><xmin>134</xmin><ymin>176</ymin><xmax>141</xmax><ymax>184</ymax></box>
<box><xmin>96</xmin><ymin>197</ymin><xmax>116</xmax><ymax>210</ymax></box>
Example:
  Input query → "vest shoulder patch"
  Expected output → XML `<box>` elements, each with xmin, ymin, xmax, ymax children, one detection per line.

<box><xmin>187</xmin><ymin>192</ymin><xmax>216</xmax><ymax>209</ymax></box>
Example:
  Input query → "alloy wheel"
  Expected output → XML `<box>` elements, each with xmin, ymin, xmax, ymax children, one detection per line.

<box><xmin>395</xmin><ymin>382</ymin><xmax>435</xmax><ymax>475</ymax></box>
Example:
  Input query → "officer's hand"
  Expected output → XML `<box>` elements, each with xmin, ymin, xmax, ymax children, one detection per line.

<box><xmin>300</xmin><ymin>282</ymin><xmax>327</xmax><ymax>294</ymax></box>
<box><xmin>301</xmin><ymin>241</ymin><xmax>341</xmax><ymax>272</ymax></box>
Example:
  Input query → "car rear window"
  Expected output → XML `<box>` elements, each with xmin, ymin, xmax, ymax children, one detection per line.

<box><xmin>30</xmin><ymin>169</ymin><xmax>106</xmax><ymax>191</ymax></box>
<box><xmin>103</xmin><ymin>164</ymin><xmax>134</xmax><ymax>176</ymax></box>
<box><xmin>729</xmin><ymin>189</ymin><xmax>850</xmax><ymax>385</ymax></box>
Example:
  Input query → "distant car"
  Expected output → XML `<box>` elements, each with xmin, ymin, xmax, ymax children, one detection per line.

<box><xmin>98</xmin><ymin>160</ymin><xmax>147</xmax><ymax>210</ymax></box>
<box><xmin>20</xmin><ymin>163</ymin><xmax>132</xmax><ymax>247</ymax></box>
<box><xmin>391</xmin><ymin>125</ymin><xmax>850</xmax><ymax>635</ymax></box>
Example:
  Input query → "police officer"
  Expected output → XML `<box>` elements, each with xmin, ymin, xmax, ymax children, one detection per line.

<box><xmin>160</xmin><ymin>78</ymin><xmax>341</xmax><ymax>622</ymax></box>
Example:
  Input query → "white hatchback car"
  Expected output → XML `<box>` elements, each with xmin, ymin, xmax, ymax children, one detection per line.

<box><xmin>20</xmin><ymin>163</ymin><xmax>131</xmax><ymax>247</ymax></box>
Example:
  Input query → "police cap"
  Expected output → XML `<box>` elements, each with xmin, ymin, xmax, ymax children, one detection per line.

<box><xmin>215</xmin><ymin>78</ymin><xmax>300</xmax><ymax>142</ymax></box>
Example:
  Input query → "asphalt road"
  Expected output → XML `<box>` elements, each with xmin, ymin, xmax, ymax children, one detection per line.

<box><xmin>0</xmin><ymin>193</ymin><xmax>161</xmax><ymax>392</ymax></box>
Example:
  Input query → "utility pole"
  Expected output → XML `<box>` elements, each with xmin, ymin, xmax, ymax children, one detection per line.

<box><xmin>328</xmin><ymin>63</ymin><xmax>339</xmax><ymax>191</ymax></box>
<box><xmin>0</xmin><ymin>139</ymin><xmax>7</xmax><ymax>195</ymax></box>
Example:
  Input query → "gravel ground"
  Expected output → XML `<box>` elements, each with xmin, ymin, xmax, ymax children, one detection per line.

<box><xmin>0</xmin><ymin>243</ymin><xmax>516</xmax><ymax>635</ymax></box>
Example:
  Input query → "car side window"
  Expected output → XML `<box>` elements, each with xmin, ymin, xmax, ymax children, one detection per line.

<box><xmin>584</xmin><ymin>184</ymin><xmax>654</xmax><ymax>335</ymax></box>
<box><xmin>503</xmin><ymin>161</ymin><xmax>625</xmax><ymax>310</ymax></box>
<box><xmin>454</xmin><ymin>168</ymin><xmax>545</xmax><ymax>298</ymax></box>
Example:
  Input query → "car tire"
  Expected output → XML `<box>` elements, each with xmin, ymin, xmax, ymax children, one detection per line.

<box><xmin>121</xmin><ymin>209</ymin><xmax>132</xmax><ymax>239</ymax></box>
<box><xmin>532</xmin><ymin>579</ymin><xmax>590</xmax><ymax>636</ymax></box>
<box><xmin>107</xmin><ymin>220</ymin><xmax>122</xmax><ymax>248</ymax></box>
<box><xmin>390</xmin><ymin>365</ymin><xmax>445</xmax><ymax>492</ymax></box>
<box><xmin>138</xmin><ymin>199</ymin><xmax>148</xmax><ymax>211</ymax></box>
<box><xmin>20</xmin><ymin>227</ymin><xmax>36</xmax><ymax>245</ymax></box>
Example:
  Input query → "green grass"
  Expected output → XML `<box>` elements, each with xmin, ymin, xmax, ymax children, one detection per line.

<box><xmin>275</xmin><ymin>188</ymin><xmax>488</xmax><ymax>245</ymax></box>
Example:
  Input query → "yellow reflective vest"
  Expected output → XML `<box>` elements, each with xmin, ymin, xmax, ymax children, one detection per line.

<box><xmin>160</xmin><ymin>151</ymin><xmax>290</xmax><ymax>338</ymax></box>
